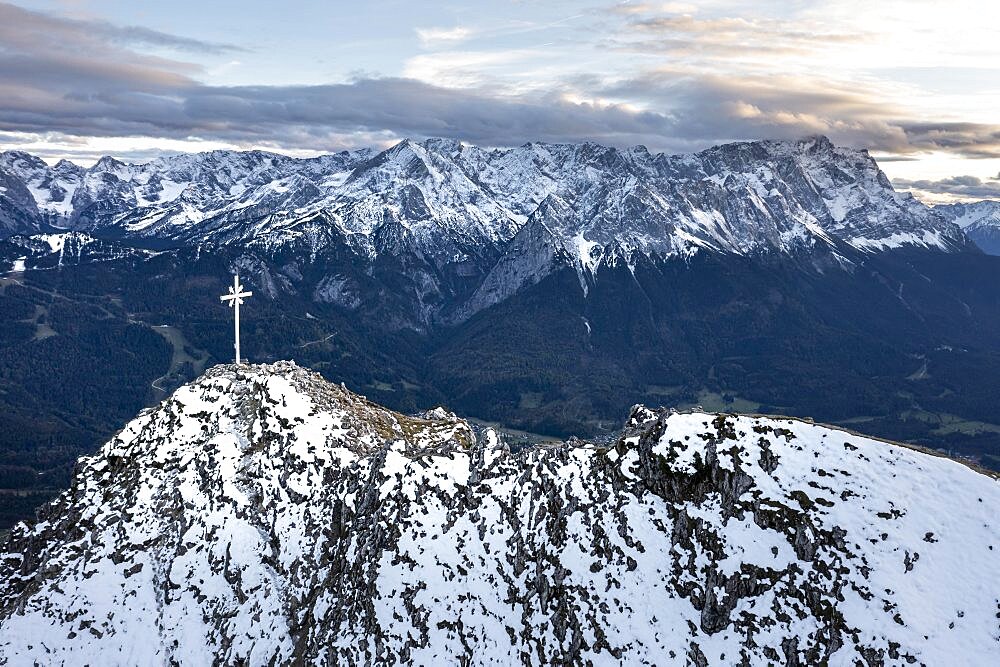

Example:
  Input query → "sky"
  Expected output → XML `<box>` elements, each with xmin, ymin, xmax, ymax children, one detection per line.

<box><xmin>0</xmin><ymin>0</ymin><xmax>998</xmax><ymax>203</ymax></box>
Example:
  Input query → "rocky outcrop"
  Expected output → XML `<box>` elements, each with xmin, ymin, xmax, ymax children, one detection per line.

<box><xmin>0</xmin><ymin>362</ymin><xmax>997</xmax><ymax>665</ymax></box>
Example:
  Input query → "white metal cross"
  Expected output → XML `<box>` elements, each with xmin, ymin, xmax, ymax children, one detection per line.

<box><xmin>220</xmin><ymin>274</ymin><xmax>252</xmax><ymax>364</ymax></box>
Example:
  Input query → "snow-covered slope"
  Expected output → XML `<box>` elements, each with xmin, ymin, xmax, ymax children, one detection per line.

<box><xmin>936</xmin><ymin>200</ymin><xmax>1000</xmax><ymax>255</ymax></box>
<box><xmin>1</xmin><ymin>231</ymin><xmax>150</xmax><ymax>270</ymax></box>
<box><xmin>1</xmin><ymin>362</ymin><xmax>997</xmax><ymax>665</ymax></box>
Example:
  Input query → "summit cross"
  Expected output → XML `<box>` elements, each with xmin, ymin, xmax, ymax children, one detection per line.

<box><xmin>220</xmin><ymin>274</ymin><xmax>252</xmax><ymax>364</ymax></box>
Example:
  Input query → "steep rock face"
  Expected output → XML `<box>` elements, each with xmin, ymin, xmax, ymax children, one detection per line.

<box><xmin>0</xmin><ymin>153</ymin><xmax>46</xmax><ymax>235</ymax></box>
<box><xmin>334</xmin><ymin>138</ymin><xmax>520</xmax><ymax>263</ymax></box>
<box><xmin>1</xmin><ymin>363</ymin><xmax>997</xmax><ymax>665</ymax></box>
<box><xmin>672</xmin><ymin>137</ymin><xmax>954</xmax><ymax>253</ymax></box>
<box><xmin>458</xmin><ymin>195</ymin><xmax>582</xmax><ymax>320</ymax></box>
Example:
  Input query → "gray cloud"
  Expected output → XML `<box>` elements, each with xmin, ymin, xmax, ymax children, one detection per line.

<box><xmin>898</xmin><ymin>122</ymin><xmax>1000</xmax><ymax>158</ymax></box>
<box><xmin>614</xmin><ymin>13</ymin><xmax>864</xmax><ymax>58</ymax></box>
<box><xmin>0</xmin><ymin>0</ymin><xmax>997</xmax><ymax>162</ymax></box>
<box><xmin>595</xmin><ymin>69</ymin><xmax>1000</xmax><ymax>158</ymax></box>
<box><xmin>0</xmin><ymin>3</ymin><xmax>686</xmax><ymax>153</ymax></box>
<box><xmin>0</xmin><ymin>77</ymin><xmax>677</xmax><ymax>151</ymax></box>
<box><xmin>0</xmin><ymin>2</ymin><xmax>244</xmax><ymax>56</ymax></box>
<box><xmin>0</xmin><ymin>2</ymin><xmax>655</xmax><ymax>151</ymax></box>
<box><xmin>893</xmin><ymin>175</ymin><xmax>1000</xmax><ymax>199</ymax></box>
<box><xmin>595</xmin><ymin>69</ymin><xmax>910</xmax><ymax>153</ymax></box>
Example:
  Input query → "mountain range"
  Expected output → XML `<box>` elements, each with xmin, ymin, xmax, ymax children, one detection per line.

<box><xmin>1</xmin><ymin>362</ymin><xmax>997</xmax><ymax>664</ymax></box>
<box><xmin>0</xmin><ymin>137</ymin><xmax>974</xmax><ymax>324</ymax></box>
<box><xmin>2</xmin><ymin>136</ymin><xmax>1000</xmax><ymax>529</ymax></box>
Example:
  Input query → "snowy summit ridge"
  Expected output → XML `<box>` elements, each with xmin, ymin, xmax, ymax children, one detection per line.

<box><xmin>1</xmin><ymin>362</ymin><xmax>997</xmax><ymax>665</ymax></box>
<box><xmin>0</xmin><ymin>136</ymin><xmax>965</xmax><ymax>262</ymax></box>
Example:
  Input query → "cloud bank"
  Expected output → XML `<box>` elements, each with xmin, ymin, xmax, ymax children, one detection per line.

<box><xmin>0</xmin><ymin>0</ymin><xmax>998</xmax><ymax>174</ymax></box>
<box><xmin>894</xmin><ymin>175</ymin><xmax>1000</xmax><ymax>200</ymax></box>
